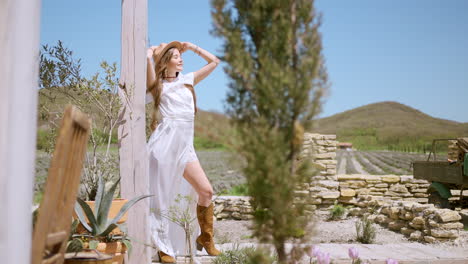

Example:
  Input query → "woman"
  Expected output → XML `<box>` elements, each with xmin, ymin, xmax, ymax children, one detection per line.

<box><xmin>145</xmin><ymin>41</ymin><xmax>221</xmax><ymax>263</ymax></box>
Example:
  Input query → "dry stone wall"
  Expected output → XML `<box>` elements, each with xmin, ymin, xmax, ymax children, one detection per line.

<box><xmin>348</xmin><ymin>196</ymin><xmax>464</xmax><ymax>242</ymax></box>
<box><xmin>214</xmin><ymin>196</ymin><xmax>252</xmax><ymax>221</ymax></box>
<box><xmin>301</xmin><ymin>133</ymin><xmax>340</xmax><ymax>209</ymax></box>
<box><xmin>448</xmin><ymin>140</ymin><xmax>458</xmax><ymax>161</ymax></box>
<box><xmin>338</xmin><ymin>174</ymin><xmax>430</xmax><ymax>205</ymax></box>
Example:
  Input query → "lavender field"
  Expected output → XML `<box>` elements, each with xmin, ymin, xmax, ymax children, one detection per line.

<box><xmin>336</xmin><ymin>149</ymin><xmax>447</xmax><ymax>175</ymax></box>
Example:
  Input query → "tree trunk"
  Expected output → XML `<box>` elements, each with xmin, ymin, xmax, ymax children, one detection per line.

<box><xmin>276</xmin><ymin>242</ymin><xmax>287</xmax><ymax>264</ymax></box>
<box><xmin>118</xmin><ymin>0</ymin><xmax>151</xmax><ymax>263</ymax></box>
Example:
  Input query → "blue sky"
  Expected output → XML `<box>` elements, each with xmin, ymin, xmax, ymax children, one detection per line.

<box><xmin>40</xmin><ymin>0</ymin><xmax>468</xmax><ymax>122</ymax></box>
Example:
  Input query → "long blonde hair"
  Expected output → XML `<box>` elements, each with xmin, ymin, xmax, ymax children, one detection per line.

<box><xmin>147</xmin><ymin>47</ymin><xmax>198</xmax><ymax>131</ymax></box>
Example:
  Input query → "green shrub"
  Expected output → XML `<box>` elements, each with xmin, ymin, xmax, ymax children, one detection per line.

<box><xmin>194</xmin><ymin>136</ymin><xmax>225</xmax><ymax>150</ymax></box>
<box><xmin>220</xmin><ymin>184</ymin><xmax>249</xmax><ymax>196</ymax></box>
<box><xmin>246</xmin><ymin>248</ymin><xmax>276</xmax><ymax>264</ymax></box>
<box><xmin>329</xmin><ymin>202</ymin><xmax>346</xmax><ymax>220</ymax></box>
<box><xmin>355</xmin><ymin>216</ymin><xmax>376</xmax><ymax>244</ymax></box>
<box><xmin>36</xmin><ymin>129</ymin><xmax>56</xmax><ymax>152</ymax></box>
<box><xmin>33</xmin><ymin>191</ymin><xmax>44</xmax><ymax>205</ymax></box>
<box><xmin>212</xmin><ymin>245</ymin><xmax>275</xmax><ymax>264</ymax></box>
<box><xmin>91</xmin><ymin>128</ymin><xmax>118</xmax><ymax>146</ymax></box>
<box><xmin>212</xmin><ymin>246</ymin><xmax>255</xmax><ymax>264</ymax></box>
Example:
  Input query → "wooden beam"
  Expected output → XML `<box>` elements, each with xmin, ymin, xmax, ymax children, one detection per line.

<box><xmin>118</xmin><ymin>0</ymin><xmax>151</xmax><ymax>263</ymax></box>
<box><xmin>0</xmin><ymin>0</ymin><xmax>41</xmax><ymax>263</ymax></box>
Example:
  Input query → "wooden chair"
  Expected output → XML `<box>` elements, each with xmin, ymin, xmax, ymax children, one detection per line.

<box><xmin>31</xmin><ymin>104</ymin><xmax>91</xmax><ymax>264</ymax></box>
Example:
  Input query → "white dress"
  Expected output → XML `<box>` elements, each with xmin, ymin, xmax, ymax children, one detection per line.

<box><xmin>145</xmin><ymin>72</ymin><xmax>200</xmax><ymax>259</ymax></box>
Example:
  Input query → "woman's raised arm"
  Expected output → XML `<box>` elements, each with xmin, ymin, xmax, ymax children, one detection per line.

<box><xmin>146</xmin><ymin>47</ymin><xmax>157</xmax><ymax>91</ymax></box>
<box><xmin>181</xmin><ymin>42</ymin><xmax>220</xmax><ymax>86</ymax></box>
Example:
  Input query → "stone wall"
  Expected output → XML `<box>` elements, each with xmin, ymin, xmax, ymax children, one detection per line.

<box><xmin>214</xmin><ymin>196</ymin><xmax>252</xmax><ymax>221</ymax></box>
<box><xmin>349</xmin><ymin>196</ymin><xmax>464</xmax><ymax>242</ymax></box>
<box><xmin>337</xmin><ymin>174</ymin><xmax>430</xmax><ymax>205</ymax></box>
<box><xmin>300</xmin><ymin>134</ymin><xmax>433</xmax><ymax>208</ymax></box>
<box><xmin>448</xmin><ymin>140</ymin><xmax>458</xmax><ymax>161</ymax></box>
<box><xmin>301</xmin><ymin>133</ymin><xmax>340</xmax><ymax>209</ymax></box>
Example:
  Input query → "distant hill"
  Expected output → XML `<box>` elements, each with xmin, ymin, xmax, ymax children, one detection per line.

<box><xmin>38</xmin><ymin>90</ymin><xmax>467</xmax><ymax>152</ymax></box>
<box><xmin>312</xmin><ymin>101</ymin><xmax>468</xmax><ymax>151</ymax></box>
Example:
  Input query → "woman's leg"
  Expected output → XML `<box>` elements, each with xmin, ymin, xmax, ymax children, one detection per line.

<box><xmin>183</xmin><ymin>160</ymin><xmax>221</xmax><ymax>256</ymax></box>
<box><xmin>183</xmin><ymin>160</ymin><xmax>213</xmax><ymax>206</ymax></box>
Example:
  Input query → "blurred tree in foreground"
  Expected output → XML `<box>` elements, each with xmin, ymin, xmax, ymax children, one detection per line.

<box><xmin>211</xmin><ymin>0</ymin><xmax>329</xmax><ymax>263</ymax></box>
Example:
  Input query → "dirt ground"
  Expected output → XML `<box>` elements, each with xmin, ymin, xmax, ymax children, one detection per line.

<box><xmin>214</xmin><ymin>211</ymin><xmax>468</xmax><ymax>251</ymax></box>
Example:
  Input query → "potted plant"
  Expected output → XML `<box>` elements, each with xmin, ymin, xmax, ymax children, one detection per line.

<box><xmin>73</xmin><ymin>197</ymin><xmax>129</xmax><ymax>236</ymax></box>
<box><xmin>67</xmin><ymin>175</ymin><xmax>153</xmax><ymax>264</ymax></box>
<box><xmin>65</xmin><ymin>220</ymin><xmax>114</xmax><ymax>264</ymax></box>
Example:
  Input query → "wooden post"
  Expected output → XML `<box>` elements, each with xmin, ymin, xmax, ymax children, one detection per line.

<box><xmin>118</xmin><ymin>0</ymin><xmax>151</xmax><ymax>263</ymax></box>
<box><xmin>0</xmin><ymin>0</ymin><xmax>41</xmax><ymax>263</ymax></box>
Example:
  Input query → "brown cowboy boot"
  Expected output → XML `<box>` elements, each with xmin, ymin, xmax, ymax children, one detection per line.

<box><xmin>196</xmin><ymin>203</ymin><xmax>221</xmax><ymax>256</ymax></box>
<box><xmin>158</xmin><ymin>251</ymin><xmax>176</xmax><ymax>263</ymax></box>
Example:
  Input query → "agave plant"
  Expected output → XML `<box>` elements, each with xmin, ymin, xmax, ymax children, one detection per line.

<box><xmin>74</xmin><ymin>175</ymin><xmax>154</xmax><ymax>237</ymax></box>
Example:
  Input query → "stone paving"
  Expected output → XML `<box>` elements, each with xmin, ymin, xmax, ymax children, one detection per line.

<box><xmin>152</xmin><ymin>242</ymin><xmax>468</xmax><ymax>264</ymax></box>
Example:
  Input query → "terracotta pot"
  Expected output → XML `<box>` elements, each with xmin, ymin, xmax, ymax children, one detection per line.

<box><xmin>92</xmin><ymin>241</ymin><xmax>127</xmax><ymax>254</ymax></box>
<box><xmin>73</xmin><ymin>198</ymin><xmax>128</xmax><ymax>235</ymax></box>
<box><xmin>83</xmin><ymin>241</ymin><xmax>127</xmax><ymax>264</ymax></box>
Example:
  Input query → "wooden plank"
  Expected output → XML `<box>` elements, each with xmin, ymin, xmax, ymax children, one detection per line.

<box><xmin>0</xmin><ymin>0</ymin><xmax>41</xmax><ymax>263</ymax></box>
<box><xmin>31</xmin><ymin>105</ymin><xmax>91</xmax><ymax>264</ymax></box>
<box><xmin>119</xmin><ymin>0</ymin><xmax>151</xmax><ymax>263</ymax></box>
<box><xmin>46</xmin><ymin>231</ymin><xmax>68</xmax><ymax>248</ymax></box>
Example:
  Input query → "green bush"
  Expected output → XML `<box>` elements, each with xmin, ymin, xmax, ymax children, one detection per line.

<box><xmin>36</xmin><ymin>129</ymin><xmax>56</xmax><ymax>152</ymax></box>
<box><xmin>33</xmin><ymin>191</ymin><xmax>44</xmax><ymax>205</ymax></box>
<box><xmin>91</xmin><ymin>128</ymin><xmax>118</xmax><ymax>146</ymax></box>
<box><xmin>220</xmin><ymin>184</ymin><xmax>249</xmax><ymax>196</ymax></box>
<box><xmin>212</xmin><ymin>246</ymin><xmax>254</xmax><ymax>264</ymax></box>
<box><xmin>194</xmin><ymin>136</ymin><xmax>225</xmax><ymax>150</ymax></box>
<box><xmin>329</xmin><ymin>202</ymin><xmax>346</xmax><ymax>220</ymax></box>
<box><xmin>245</xmin><ymin>248</ymin><xmax>276</xmax><ymax>264</ymax></box>
<box><xmin>355</xmin><ymin>216</ymin><xmax>376</xmax><ymax>244</ymax></box>
<box><xmin>212</xmin><ymin>246</ymin><xmax>276</xmax><ymax>264</ymax></box>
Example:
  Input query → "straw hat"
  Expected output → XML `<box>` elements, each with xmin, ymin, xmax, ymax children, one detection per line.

<box><xmin>152</xmin><ymin>41</ymin><xmax>183</xmax><ymax>69</ymax></box>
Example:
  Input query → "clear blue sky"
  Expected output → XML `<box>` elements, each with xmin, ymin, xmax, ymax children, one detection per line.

<box><xmin>40</xmin><ymin>0</ymin><xmax>468</xmax><ymax>122</ymax></box>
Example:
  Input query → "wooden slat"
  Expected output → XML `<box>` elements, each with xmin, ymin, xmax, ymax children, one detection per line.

<box><xmin>31</xmin><ymin>104</ymin><xmax>91</xmax><ymax>264</ymax></box>
<box><xmin>42</xmin><ymin>253</ymin><xmax>62</xmax><ymax>264</ymax></box>
<box><xmin>46</xmin><ymin>231</ymin><xmax>68</xmax><ymax>248</ymax></box>
<box><xmin>71</xmin><ymin>108</ymin><xmax>92</xmax><ymax>131</ymax></box>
